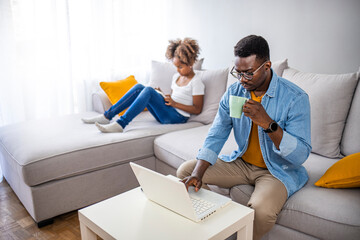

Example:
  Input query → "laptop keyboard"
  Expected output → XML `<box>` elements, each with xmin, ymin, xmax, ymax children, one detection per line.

<box><xmin>190</xmin><ymin>197</ymin><xmax>215</xmax><ymax>215</ymax></box>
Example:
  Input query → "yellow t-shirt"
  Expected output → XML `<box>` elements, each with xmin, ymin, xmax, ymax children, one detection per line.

<box><xmin>241</xmin><ymin>91</ymin><xmax>267</xmax><ymax>169</ymax></box>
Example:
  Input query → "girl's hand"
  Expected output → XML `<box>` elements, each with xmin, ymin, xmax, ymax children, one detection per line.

<box><xmin>164</xmin><ymin>95</ymin><xmax>175</xmax><ymax>106</ymax></box>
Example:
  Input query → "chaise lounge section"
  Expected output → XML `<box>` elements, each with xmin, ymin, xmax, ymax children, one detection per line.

<box><xmin>0</xmin><ymin>111</ymin><xmax>203</xmax><ymax>226</ymax></box>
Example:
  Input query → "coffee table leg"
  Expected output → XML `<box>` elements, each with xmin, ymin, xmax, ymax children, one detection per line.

<box><xmin>236</xmin><ymin>223</ymin><xmax>253</xmax><ymax>240</ymax></box>
<box><xmin>80</xmin><ymin>222</ymin><xmax>97</xmax><ymax>240</ymax></box>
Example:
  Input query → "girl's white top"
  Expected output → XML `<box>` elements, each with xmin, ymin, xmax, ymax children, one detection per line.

<box><xmin>170</xmin><ymin>72</ymin><xmax>205</xmax><ymax>117</ymax></box>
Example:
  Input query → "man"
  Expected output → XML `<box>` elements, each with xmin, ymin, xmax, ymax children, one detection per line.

<box><xmin>177</xmin><ymin>35</ymin><xmax>311</xmax><ymax>240</ymax></box>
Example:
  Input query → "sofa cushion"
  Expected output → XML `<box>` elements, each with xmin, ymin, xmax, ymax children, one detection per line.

<box><xmin>188</xmin><ymin>68</ymin><xmax>229</xmax><ymax>124</ymax></box>
<box><xmin>314</xmin><ymin>152</ymin><xmax>360</xmax><ymax>188</ymax></box>
<box><xmin>154</xmin><ymin>124</ymin><xmax>237</xmax><ymax>170</ymax></box>
<box><xmin>100</xmin><ymin>75</ymin><xmax>138</xmax><ymax>115</ymax></box>
<box><xmin>148</xmin><ymin>59</ymin><xmax>203</xmax><ymax>95</ymax></box>
<box><xmin>0</xmin><ymin>112</ymin><xmax>203</xmax><ymax>186</ymax></box>
<box><xmin>100</xmin><ymin>75</ymin><xmax>138</xmax><ymax>105</ymax></box>
<box><xmin>92</xmin><ymin>90</ymin><xmax>112</xmax><ymax>113</ymax></box>
<box><xmin>271</xmin><ymin>58</ymin><xmax>289</xmax><ymax>77</ymax></box>
<box><xmin>230</xmin><ymin>153</ymin><xmax>360</xmax><ymax>240</ymax></box>
<box><xmin>283</xmin><ymin>68</ymin><xmax>359</xmax><ymax>158</ymax></box>
<box><xmin>341</xmin><ymin>75</ymin><xmax>360</xmax><ymax>156</ymax></box>
<box><xmin>226</xmin><ymin>58</ymin><xmax>288</xmax><ymax>89</ymax></box>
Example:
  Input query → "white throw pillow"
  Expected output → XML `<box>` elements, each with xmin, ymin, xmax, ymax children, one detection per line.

<box><xmin>271</xmin><ymin>58</ymin><xmax>288</xmax><ymax>77</ymax></box>
<box><xmin>283</xmin><ymin>68</ymin><xmax>359</xmax><ymax>158</ymax></box>
<box><xmin>226</xmin><ymin>59</ymin><xmax>288</xmax><ymax>89</ymax></box>
<box><xmin>148</xmin><ymin>58</ymin><xmax>204</xmax><ymax>95</ymax></box>
<box><xmin>341</xmin><ymin>70</ymin><xmax>360</xmax><ymax>156</ymax></box>
<box><xmin>188</xmin><ymin>68</ymin><xmax>229</xmax><ymax>124</ymax></box>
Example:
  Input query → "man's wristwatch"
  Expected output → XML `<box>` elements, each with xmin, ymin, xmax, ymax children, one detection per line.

<box><xmin>264</xmin><ymin>121</ymin><xmax>278</xmax><ymax>133</ymax></box>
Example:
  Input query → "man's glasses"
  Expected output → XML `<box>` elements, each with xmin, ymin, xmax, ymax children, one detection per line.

<box><xmin>230</xmin><ymin>61</ymin><xmax>268</xmax><ymax>80</ymax></box>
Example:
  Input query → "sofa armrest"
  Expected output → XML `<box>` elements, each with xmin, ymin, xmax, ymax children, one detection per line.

<box><xmin>92</xmin><ymin>91</ymin><xmax>112</xmax><ymax>114</ymax></box>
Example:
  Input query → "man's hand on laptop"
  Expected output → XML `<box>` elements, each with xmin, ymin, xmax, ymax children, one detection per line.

<box><xmin>181</xmin><ymin>159</ymin><xmax>211</xmax><ymax>192</ymax></box>
<box><xmin>181</xmin><ymin>176</ymin><xmax>202</xmax><ymax>192</ymax></box>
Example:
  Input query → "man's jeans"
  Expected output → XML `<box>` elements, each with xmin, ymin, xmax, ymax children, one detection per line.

<box><xmin>104</xmin><ymin>84</ymin><xmax>189</xmax><ymax>129</ymax></box>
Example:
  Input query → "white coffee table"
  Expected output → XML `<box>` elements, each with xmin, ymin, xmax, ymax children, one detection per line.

<box><xmin>79</xmin><ymin>187</ymin><xmax>254</xmax><ymax>240</ymax></box>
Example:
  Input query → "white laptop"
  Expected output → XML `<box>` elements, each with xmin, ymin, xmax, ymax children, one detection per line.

<box><xmin>130</xmin><ymin>162</ymin><xmax>231</xmax><ymax>222</ymax></box>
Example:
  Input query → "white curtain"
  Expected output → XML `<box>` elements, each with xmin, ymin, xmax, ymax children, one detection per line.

<box><xmin>0</xmin><ymin>0</ymin><xmax>169</xmax><ymax>126</ymax></box>
<box><xmin>0</xmin><ymin>0</ymin><xmax>170</xmax><ymax>180</ymax></box>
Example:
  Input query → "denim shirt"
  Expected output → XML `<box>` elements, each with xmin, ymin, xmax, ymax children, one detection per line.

<box><xmin>197</xmin><ymin>70</ymin><xmax>312</xmax><ymax>197</ymax></box>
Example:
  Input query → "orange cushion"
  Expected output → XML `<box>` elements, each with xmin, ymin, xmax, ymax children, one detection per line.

<box><xmin>100</xmin><ymin>76</ymin><xmax>138</xmax><ymax>116</ymax></box>
<box><xmin>314</xmin><ymin>152</ymin><xmax>360</xmax><ymax>188</ymax></box>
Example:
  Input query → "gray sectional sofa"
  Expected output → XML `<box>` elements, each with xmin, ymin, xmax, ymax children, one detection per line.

<box><xmin>0</xmin><ymin>59</ymin><xmax>359</xmax><ymax>240</ymax></box>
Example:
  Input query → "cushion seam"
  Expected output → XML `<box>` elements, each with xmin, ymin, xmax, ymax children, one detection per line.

<box><xmin>30</xmin><ymin>154</ymin><xmax>155</xmax><ymax>187</ymax></box>
<box><xmin>154</xmin><ymin>142</ymin><xmax>190</xmax><ymax>164</ymax></box>
<box><xmin>0</xmin><ymin>141</ymin><xmax>17</xmax><ymax>165</ymax></box>
<box><xmin>274</xmin><ymin>223</ymin><xmax>320</xmax><ymax>239</ymax></box>
<box><xmin>281</xmin><ymin>208</ymin><xmax>360</xmax><ymax>227</ymax></box>
<box><xmin>15</xmin><ymin>135</ymin><xmax>160</xmax><ymax>167</ymax></box>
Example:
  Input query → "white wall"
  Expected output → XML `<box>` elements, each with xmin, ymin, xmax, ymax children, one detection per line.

<box><xmin>162</xmin><ymin>0</ymin><xmax>360</xmax><ymax>74</ymax></box>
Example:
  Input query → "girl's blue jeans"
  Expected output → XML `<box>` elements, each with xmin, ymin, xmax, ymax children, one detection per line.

<box><xmin>104</xmin><ymin>84</ymin><xmax>189</xmax><ymax>129</ymax></box>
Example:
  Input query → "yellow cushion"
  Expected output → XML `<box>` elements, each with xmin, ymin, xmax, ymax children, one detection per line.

<box><xmin>100</xmin><ymin>76</ymin><xmax>138</xmax><ymax>116</ymax></box>
<box><xmin>314</xmin><ymin>152</ymin><xmax>360</xmax><ymax>188</ymax></box>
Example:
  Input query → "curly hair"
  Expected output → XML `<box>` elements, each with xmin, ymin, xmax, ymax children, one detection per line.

<box><xmin>234</xmin><ymin>35</ymin><xmax>270</xmax><ymax>61</ymax></box>
<box><xmin>165</xmin><ymin>38</ymin><xmax>200</xmax><ymax>66</ymax></box>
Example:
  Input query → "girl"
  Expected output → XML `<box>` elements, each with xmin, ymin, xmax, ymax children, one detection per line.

<box><xmin>82</xmin><ymin>38</ymin><xmax>204</xmax><ymax>133</ymax></box>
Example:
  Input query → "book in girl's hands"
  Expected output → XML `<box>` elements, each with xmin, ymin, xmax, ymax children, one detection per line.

<box><xmin>154</xmin><ymin>88</ymin><xmax>166</xmax><ymax>98</ymax></box>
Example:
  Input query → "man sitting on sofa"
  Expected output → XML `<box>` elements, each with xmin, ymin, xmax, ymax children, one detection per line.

<box><xmin>177</xmin><ymin>35</ymin><xmax>312</xmax><ymax>240</ymax></box>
